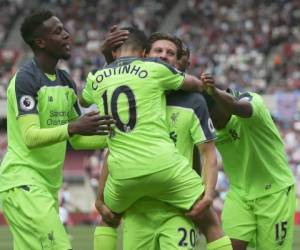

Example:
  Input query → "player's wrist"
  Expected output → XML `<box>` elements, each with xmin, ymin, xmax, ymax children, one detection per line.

<box><xmin>67</xmin><ymin>122</ymin><xmax>78</xmax><ymax>137</ymax></box>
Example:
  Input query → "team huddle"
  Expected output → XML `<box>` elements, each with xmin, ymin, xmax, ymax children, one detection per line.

<box><xmin>0</xmin><ymin>9</ymin><xmax>296</xmax><ymax>250</ymax></box>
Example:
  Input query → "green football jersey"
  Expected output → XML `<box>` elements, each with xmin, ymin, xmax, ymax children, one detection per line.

<box><xmin>215</xmin><ymin>92</ymin><xmax>294</xmax><ymax>199</ymax></box>
<box><xmin>166</xmin><ymin>91</ymin><xmax>216</xmax><ymax>169</ymax></box>
<box><xmin>0</xmin><ymin>60</ymin><xmax>80</xmax><ymax>195</ymax></box>
<box><xmin>82</xmin><ymin>57</ymin><xmax>188</xmax><ymax>179</ymax></box>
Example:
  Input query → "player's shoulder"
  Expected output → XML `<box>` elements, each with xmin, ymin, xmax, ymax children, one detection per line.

<box><xmin>140</xmin><ymin>57</ymin><xmax>181</xmax><ymax>74</ymax></box>
<box><xmin>17</xmin><ymin>60</ymin><xmax>38</xmax><ymax>79</ymax></box>
<box><xmin>15</xmin><ymin>60</ymin><xmax>40</xmax><ymax>89</ymax></box>
<box><xmin>167</xmin><ymin>91</ymin><xmax>206</xmax><ymax>110</ymax></box>
<box><xmin>56</xmin><ymin>68</ymin><xmax>77</xmax><ymax>90</ymax></box>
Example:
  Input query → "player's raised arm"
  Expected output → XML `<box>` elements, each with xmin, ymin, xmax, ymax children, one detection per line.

<box><xmin>101</xmin><ymin>25</ymin><xmax>129</xmax><ymax>64</ymax></box>
<box><xmin>202</xmin><ymin>74</ymin><xmax>252</xmax><ymax>118</ymax></box>
<box><xmin>181</xmin><ymin>74</ymin><xmax>204</xmax><ymax>92</ymax></box>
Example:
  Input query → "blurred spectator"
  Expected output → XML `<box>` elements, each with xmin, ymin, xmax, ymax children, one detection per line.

<box><xmin>84</xmin><ymin>150</ymin><xmax>106</xmax><ymax>196</ymax></box>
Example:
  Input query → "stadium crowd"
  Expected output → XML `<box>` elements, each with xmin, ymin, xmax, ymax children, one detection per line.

<box><xmin>0</xmin><ymin>0</ymin><xmax>299</xmax><ymax>213</ymax></box>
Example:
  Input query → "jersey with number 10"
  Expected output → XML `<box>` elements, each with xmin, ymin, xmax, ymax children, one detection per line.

<box><xmin>82</xmin><ymin>57</ymin><xmax>188</xmax><ymax>179</ymax></box>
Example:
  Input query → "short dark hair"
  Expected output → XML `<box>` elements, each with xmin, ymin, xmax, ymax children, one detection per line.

<box><xmin>119</xmin><ymin>27</ymin><xmax>148</xmax><ymax>51</ymax></box>
<box><xmin>20</xmin><ymin>9</ymin><xmax>54</xmax><ymax>49</ymax></box>
<box><xmin>146</xmin><ymin>32</ymin><xmax>183</xmax><ymax>59</ymax></box>
<box><xmin>181</xmin><ymin>41</ymin><xmax>190</xmax><ymax>59</ymax></box>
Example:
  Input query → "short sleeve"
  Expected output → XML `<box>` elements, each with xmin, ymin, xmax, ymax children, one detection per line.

<box><xmin>82</xmin><ymin>72</ymin><xmax>96</xmax><ymax>106</ymax></box>
<box><xmin>151</xmin><ymin>61</ymin><xmax>185</xmax><ymax>91</ymax></box>
<box><xmin>15</xmin><ymin>70</ymin><xmax>38</xmax><ymax>117</ymax></box>
<box><xmin>238</xmin><ymin>92</ymin><xmax>266</xmax><ymax>124</ymax></box>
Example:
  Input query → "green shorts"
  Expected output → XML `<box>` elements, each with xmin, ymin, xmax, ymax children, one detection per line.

<box><xmin>222</xmin><ymin>185</ymin><xmax>296</xmax><ymax>250</ymax></box>
<box><xmin>123</xmin><ymin>198</ymin><xmax>200</xmax><ymax>250</ymax></box>
<box><xmin>0</xmin><ymin>185</ymin><xmax>71</xmax><ymax>250</ymax></box>
<box><xmin>104</xmin><ymin>164</ymin><xmax>204</xmax><ymax>214</ymax></box>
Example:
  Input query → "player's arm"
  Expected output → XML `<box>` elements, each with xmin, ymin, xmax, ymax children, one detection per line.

<box><xmin>202</xmin><ymin>74</ymin><xmax>252</xmax><ymax>118</ymax></box>
<box><xmin>19</xmin><ymin>111</ymin><xmax>112</xmax><ymax>149</ymax></box>
<box><xmin>69</xmin><ymin>135</ymin><xmax>108</xmax><ymax>150</ymax></box>
<box><xmin>101</xmin><ymin>25</ymin><xmax>129</xmax><ymax>64</ymax></box>
<box><xmin>154</xmin><ymin>61</ymin><xmax>204</xmax><ymax>92</ymax></box>
<box><xmin>181</xmin><ymin>74</ymin><xmax>204</xmax><ymax>92</ymax></box>
<box><xmin>79</xmin><ymin>71</ymin><xmax>99</xmax><ymax>108</ymax></box>
<box><xmin>95</xmin><ymin>151</ymin><xmax>121</xmax><ymax>227</ymax></box>
<box><xmin>198</xmin><ymin>141</ymin><xmax>218</xmax><ymax>201</ymax></box>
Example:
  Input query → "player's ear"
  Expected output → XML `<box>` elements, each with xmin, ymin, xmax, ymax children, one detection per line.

<box><xmin>141</xmin><ymin>49</ymin><xmax>146</xmax><ymax>58</ymax></box>
<box><xmin>34</xmin><ymin>38</ymin><xmax>46</xmax><ymax>49</ymax></box>
<box><xmin>112</xmin><ymin>50</ymin><xmax>117</xmax><ymax>59</ymax></box>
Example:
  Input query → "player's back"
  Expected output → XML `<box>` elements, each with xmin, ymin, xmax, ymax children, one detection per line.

<box><xmin>82</xmin><ymin>57</ymin><xmax>188</xmax><ymax>179</ymax></box>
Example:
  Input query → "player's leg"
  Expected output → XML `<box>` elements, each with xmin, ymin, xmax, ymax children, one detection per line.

<box><xmin>123</xmin><ymin>200</ymin><xmax>157</xmax><ymax>250</ymax></box>
<box><xmin>94</xmin><ymin>221</ymin><xmax>118</xmax><ymax>250</ymax></box>
<box><xmin>99</xmin><ymin>174</ymin><xmax>148</xmax><ymax>250</ymax></box>
<box><xmin>103</xmin><ymin>174</ymin><xmax>146</xmax><ymax>214</ymax></box>
<box><xmin>0</xmin><ymin>185</ymin><xmax>71</xmax><ymax>250</ymax></box>
<box><xmin>198</xmin><ymin>207</ymin><xmax>232</xmax><ymax>250</ymax></box>
<box><xmin>255</xmin><ymin>185</ymin><xmax>296</xmax><ymax>250</ymax></box>
<box><xmin>158</xmin><ymin>215</ymin><xmax>199</xmax><ymax>250</ymax></box>
<box><xmin>148</xmin><ymin>165</ymin><xmax>232</xmax><ymax>249</ymax></box>
<box><xmin>221</xmin><ymin>190</ymin><xmax>256</xmax><ymax>250</ymax></box>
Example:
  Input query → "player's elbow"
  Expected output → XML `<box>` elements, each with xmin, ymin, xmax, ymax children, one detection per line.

<box><xmin>22</xmin><ymin>130</ymin><xmax>42</xmax><ymax>149</ymax></box>
<box><xmin>23</xmin><ymin>136</ymin><xmax>38</xmax><ymax>149</ymax></box>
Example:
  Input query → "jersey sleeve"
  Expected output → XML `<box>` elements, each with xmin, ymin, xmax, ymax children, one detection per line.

<box><xmin>191</xmin><ymin>95</ymin><xmax>216</xmax><ymax>144</ymax></box>
<box><xmin>14</xmin><ymin>70</ymin><xmax>38</xmax><ymax>117</ymax></box>
<box><xmin>18</xmin><ymin>114</ymin><xmax>69</xmax><ymax>149</ymax></box>
<box><xmin>239</xmin><ymin>92</ymin><xmax>267</xmax><ymax>124</ymax></box>
<box><xmin>81</xmin><ymin>72</ymin><xmax>96</xmax><ymax>106</ymax></box>
<box><xmin>152</xmin><ymin>61</ymin><xmax>185</xmax><ymax>91</ymax></box>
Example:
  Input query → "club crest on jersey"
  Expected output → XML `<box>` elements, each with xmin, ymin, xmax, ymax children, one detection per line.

<box><xmin>20</xmin><ymin>95</ymin><xmax>35</xmax><ymax>111</ymax></box>
<box><xmin>171</xmin><ymin>112</ymin><xmax>179</xmax><ymax>127</ymax></box>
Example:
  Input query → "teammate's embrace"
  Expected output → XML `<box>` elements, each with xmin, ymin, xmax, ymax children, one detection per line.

<box><xmin>81</xmin><ymin>27</ymin><xmax>232</xmax><ymax>250</ymax></box>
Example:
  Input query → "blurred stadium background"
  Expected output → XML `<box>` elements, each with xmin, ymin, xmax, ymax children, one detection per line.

<box><xmin>0</xmin><ymin>0</ymin><xmax>300</xmax><ymax>249</ymax></box>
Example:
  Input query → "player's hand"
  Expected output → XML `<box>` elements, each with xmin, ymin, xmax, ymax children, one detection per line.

<box><xmin>68</xmin><ymin>111</ymin><xmax>115</xmax><ymax>136</ymax></box>
<box><xmin>95</xmin><ymin>199</ymin><xmax>121</xmax><ymax>227</ymax></box>
<box><xmin>101</xmin><ymin>25</ymin><xmax>129</xmax><ymax>54</ymax></box>
<box><xmin>185</xmin><ymin>193</ymin><xmax>213</xmax><ymax>220</ymax></box>
<box><xmin>201</xmin><ymin>73</ymin><xmax>216</xmax><ymax>96</ymax></box>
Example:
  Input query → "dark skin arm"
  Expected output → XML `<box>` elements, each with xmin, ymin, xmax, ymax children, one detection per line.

<box><xmin>101</xmin><ymin>25</ymin><xmax>129</xmax><ymax>64</ymax></box>
<box><xmin>68</xmin><ymin>111</ymin><xmax>114</xmax><ymax>136</ymax></box>
<box><xmin>202</xmin><ymin>74</ymin><xmax>253</xmax><ymax>118</ymax></box>
<box><xmin>95</xmin><ymin>151</ymin><xmax>121</xmax><ymax>227</ymax></box>
<box><xmin>79</xmin><ymin>26</ymin><xmax>128</xmax><ymax>108</ymax></box>
<box><xmin>186</xmin><ymin>141</ymin><xmax>218</xmax><ymax>219</ymax></box>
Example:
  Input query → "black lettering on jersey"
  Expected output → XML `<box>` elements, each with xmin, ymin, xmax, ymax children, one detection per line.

<box><xmin>138</xmin><ymin>70</ymin><xmax>148</xmax><ymax>78</ymax></box>
<box><xmin>104</xmin><ymin>69</ymin><xmax>112</xmax><ymax>78</ymax></box>
<box><xmin>275</xmin><ymin>221</ymin><xmax>288</xmax><ymax>245</ymax></box>
<box><xmin>96</xmin><ymin>74</ymin><xmax>104</xmax><ymax>84</ymax></box>
<box><xmin>130</xmin><ymin>65</ymin><xmax>140</xmax><ymax>75</ymax></box>
<box><xmin>122</xmin><ymin>65</ymin><xmax>131</xmax><ymax>74</ymax></box>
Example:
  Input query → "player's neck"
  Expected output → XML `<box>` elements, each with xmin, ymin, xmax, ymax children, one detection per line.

<box><xmin>34</xmin><ymin>54</ymin><xmax>58</xmax><ymax>75</ymax></box>
<box><xmin>116</xmin><ymin>49</ymin><xmax>143</xmax><ymax>58</ymax></box>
